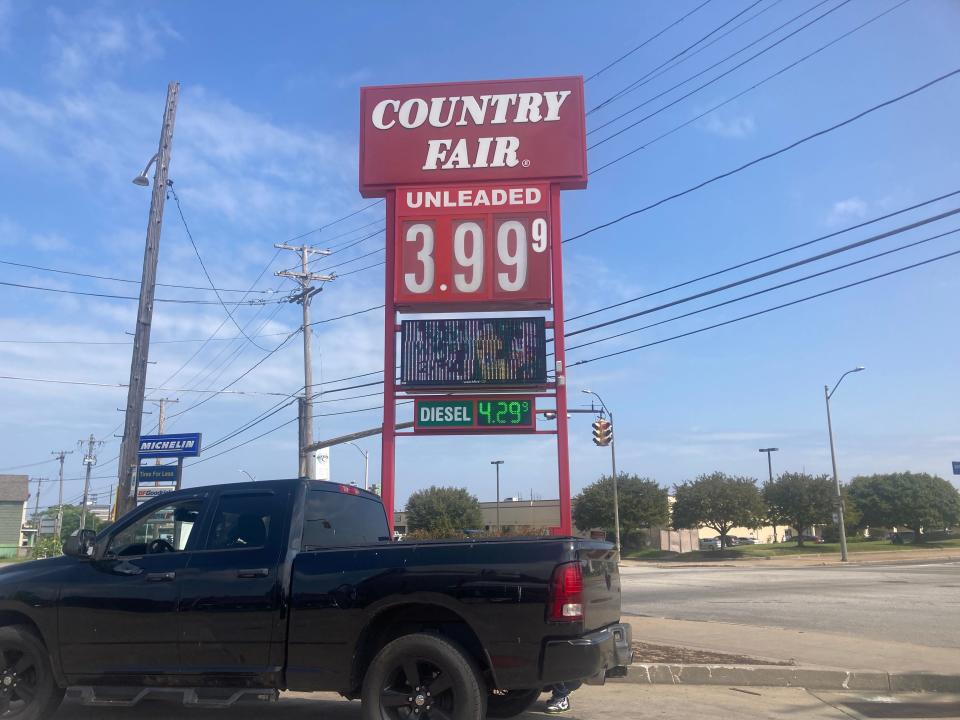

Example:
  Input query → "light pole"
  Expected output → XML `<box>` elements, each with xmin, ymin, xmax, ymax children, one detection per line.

<box><xmin>825</xmin><ymin>366</ymin><xmax>865</xmax><ymax>562</ymax></box>
<box><xmin>759</xmin><ymin>447</ymin><xmax>779</xmax><ymax>542</ymax></box>
<box><xmin>490</xmin><ymin>460</ymin><xmax>504</xmax><ymax>534</ymax></box>
<box><xmin>583</xmin><ymin>389</ymin><xmax>620</xmax><ymax>556</ymax></box>
<box><xmin>347</xmin><ymin>442</ymin><xmax>370</xmax><ymax>490</ymax></box>
<box><xmin>238</xmin><ymin>469</ymin><xmax>256</xmax><ymax>482</ymax></box>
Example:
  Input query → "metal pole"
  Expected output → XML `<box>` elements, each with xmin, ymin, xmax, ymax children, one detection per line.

<box><xmin>609</xmin><ymin>410</ymin><xmax>621</xmax><ymax>556</ymax></box>
<box><xmin>381</xmin><ymin>190</ymin><xmax>398</xmax><ymax>536</ymax></box>
<box><xmin>825</xmin><ymin>385</ymin><xmax>849</xmax><ymax>562</ymax></box>
<box><xmin>549</xmin><ymin>186</ymin><xmax>573</xmax><ymax>534</ymax></box>
<box><xmin>51</xmin><ymin>449</ymin><xmax>72</xmax><ymax>539</ymax></box>
<box><xmin>147</xmin><ymin>398</ymin><xmax>178</xmax><ymax>466</ymax></box>
<box><xmin>491</xmin><ymin>460</ymin><xmax>504</xmax><ymax>534</ymax></box>
<box><xmin>363</xmin><ymin>450</ymin><xmax>369</xmax><ymax>491</ymax></box>
<box><xmin>759</xmin><ymin>447</ymin><xmax>779</xmax><ymax>541</ymax></box>
<box><xmin>116</xmin><ymin>81</ymin><xmax>179</xmax><ymax>518</ymax></box>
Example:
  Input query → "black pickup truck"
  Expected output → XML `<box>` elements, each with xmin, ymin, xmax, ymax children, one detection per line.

<box><xmin>0</xmin><ymin>478</ymin><xmax>631</xmax><ymax>720</ymax></box>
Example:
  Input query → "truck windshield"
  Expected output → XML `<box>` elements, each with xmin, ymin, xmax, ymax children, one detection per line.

<box><xmin>302</xmin><ymin>490</ymin><xmax>390</xmax><ymax>548</ymax></box>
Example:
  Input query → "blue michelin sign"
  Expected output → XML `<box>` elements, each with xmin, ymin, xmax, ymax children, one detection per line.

<box><xmin>953</xmin><ymin>461</ymin><xmax>960</xmax><ymax>476</ymax></box>
<box><xmin>138</xmin><ymin>433</ymin><xmax>202</xmax><ymax>459</ymax></box>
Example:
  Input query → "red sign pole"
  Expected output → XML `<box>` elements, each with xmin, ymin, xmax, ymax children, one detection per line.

<box><xmin>550</xmin><ymin>185</ymin><xmax>573</xmax><ymax>534</ymax></box>
<box><xmin>382</xmin><ymin>189</ymin><xmax>397</xmax><ymax>535</ymax></box>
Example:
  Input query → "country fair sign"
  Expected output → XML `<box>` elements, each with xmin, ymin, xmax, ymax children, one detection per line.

<box><xmin>360</xmin><ymin>76</ymin><xmax>588</xmax><ymax>536</ymax></box>
<box><xmin>359</xmin><ymin>77</ymin><xmax>586</xmax><ymax>196</ymax></box>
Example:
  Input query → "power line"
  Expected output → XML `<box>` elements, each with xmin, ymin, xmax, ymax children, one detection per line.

<box><xmin>0</xmin><ymin>258</ymin><xmax>277</xmax><ymax>294</ymax></box>
<box><xmin>0</xmin><ymin>374</ymin><xmax>296</xmax><ymax>395</ymax></box>
<box><xmin>588</xmin><ymin>0</ymin><xmax>771</xmax><ymax>115</ymax></box>
<box><xmin>567</xmin><ymin>189</ymin><xmax>960</xmax><ymax>322</ymax></box>
<box><xmin>585</xmin><ymin>0</ymin><xmax>716</xmax><ymax>82</ymax></box>
<box><xmin>583</xmin><ymin>0</ymin><xmax>911</xmax><ymax>176</ymax></box>
<box><xmin>588</xmin><ymin>0</ymin><xmax>842</xmax><ymax>132</ymax></box>
<box><xmin>565</xmin><ymin>206</ymin><xmax>960</xmax><ymax>339</ymax></box>
<box><xmin>566</xmin><ymin>66</ymin><xmax>960</xmax><ymax>243</ymax></box>
<box><xmin>168</xmin><ymin>183</ymin><xmax>273</xmax><ymax>351</ymax></box>
<box><xmin>0</xmin><ymin>279</ymin><xmax>284</xmax><ymax>304</ymax></box>
<box><xmin>567</xmin><ymin>225</ymin><xmax>960</xmax><ymax>352</ymax></box>
<box><xmin>0</xmin><ymin>458</ymin><xmax>57</xmax><ymax>472</ymax></box>
<box><xmin>570</xmin><ymin>248</ymin><xmax>960</xmax><ymax>366</ymax></box>
<box><xmin>284</xmin><ymin>200</ymin><xmax>384</xmax><ymax>244</ymax></box>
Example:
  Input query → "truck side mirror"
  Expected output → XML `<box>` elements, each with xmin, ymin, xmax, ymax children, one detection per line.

<box><xmin>62</xmin><ymin>529</ymin><xmax>97</xmax><ymax>559</ymax></box>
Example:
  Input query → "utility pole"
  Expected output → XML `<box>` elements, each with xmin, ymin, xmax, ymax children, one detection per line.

<box><xmin>31</xmin><ymin>477</ymin><xmax>46</xmax><ymax>525</ymax></box>
<box><xmin>51</xmin><ymin>449</ymin><xmax>73</xmax><ymax>539</ymax></box>
<box><xmin>116</xmin><ymin>81</ymin><xmax>180</xmax><ymax>518</ymax></box>
<box><xmin>146</xmin><ymin>397</ymin><xmax>178</xmax><ymax>465</ymax></box>
<box><xmin>759</xmin><ymin>447</ymin><xmax>779</xmax><ymax>541</ymax></box>
<box><xmin>491</xmin><ymin>460</ymin><xmax>504</xmax><ymax>534</ymax></box>
<box><xmin>275</xmin><ymin>243</ymin><xmax>334</xmax><ymax>478</ymax></box>
<box><xmin>79</xmin><ymin>434</ymin><xmax>102</xmax><ymax>531</ymax></box>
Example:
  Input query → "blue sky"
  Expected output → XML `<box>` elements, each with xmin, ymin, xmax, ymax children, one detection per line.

<box><xmin>1</xmin><ymin>0</ymin><xmax>958</xmax><ymax>512</ymax></box>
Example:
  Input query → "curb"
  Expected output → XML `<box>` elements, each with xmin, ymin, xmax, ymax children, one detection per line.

<box><xmin>613</xmin><ymin>665</ymin><xmax>960</xmax><ymax>692</ymax></box>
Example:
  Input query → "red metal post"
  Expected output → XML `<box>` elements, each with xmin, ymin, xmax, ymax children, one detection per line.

<box><xmin>381</xmin><ymin>190</ymin><xmax>397</xmax><ymax>535</ymax></box>
<box><xmin>549</xmin><ymin>185</ymin><xmax>573</xmax><ymax>535</ymax></box>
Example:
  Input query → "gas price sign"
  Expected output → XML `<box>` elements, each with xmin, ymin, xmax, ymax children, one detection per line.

<box><xmin>395</xmin><ymin>183</ymin><xmax>551</xmax><ymax>310</ymax></box>
<box><xmin>415</xmin><ymin>396</ymin><xmax>535</xmax><ymax>433</ymax></box>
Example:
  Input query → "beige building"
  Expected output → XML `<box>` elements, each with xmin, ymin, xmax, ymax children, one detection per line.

<box><xmin>395</xmin><ymin>498</ymin><xmax>561</xmax><ymax>535</ymax></box>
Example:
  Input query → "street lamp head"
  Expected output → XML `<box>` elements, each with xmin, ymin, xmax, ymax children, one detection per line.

<box><xmin>853</xmin><ymin>366</ymin><xmax>865</xmax><ymax>372</ymax></box>
<box><xmin>491</xmin><ymin>460</ymin><xmax>504</xmax><ymax>465</ymax></box>
<box><xmin>581</xmin><ymin>389</ymin><xmax>592</xmax><ymax>395</ymax></box>
<box><xmin>758</xmin><ymin>447</ymin><xmax>779</xmax><ymax>453</ymax></box>
<box><xmin>132</xmin><ymin>174</ymin><xmax>150</xmax><ymax>187</ymax></box>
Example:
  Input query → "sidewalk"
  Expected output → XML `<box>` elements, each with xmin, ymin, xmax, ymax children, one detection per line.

<box><xmin>624</xmin><ymin>547</ymin><xmax>960</xmax><ymax>568</ymax></box>
<box><xmin>624</xmin><ymin>616</ymin><xmax>960</xmax><ymax>674</ymax></box>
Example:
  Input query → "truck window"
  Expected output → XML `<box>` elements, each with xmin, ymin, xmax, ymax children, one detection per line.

<box><xmin>302</xmin><ymin>490</ymin><xmax>390</xmax><ymax>548</ymax></box>
<box><xmin>206</xmin><ymin>492</ymin><xmax>281</xmax><ymax>550</ymax></box>
<box><xmin>106</xmin><ymin>498</ymin><xmax>204</xmax><ymax>556</ymax></box>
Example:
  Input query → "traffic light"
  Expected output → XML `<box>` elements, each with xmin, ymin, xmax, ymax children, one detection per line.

<box><xmin>592</xmin><ymin>418</ymin><xmax>613</xmax><ymax>446</ymax></box>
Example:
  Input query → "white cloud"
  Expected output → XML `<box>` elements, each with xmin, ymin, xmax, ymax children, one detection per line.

<box><xmin>701</xmin><ymin>112</ymin><xmax>756</xmax><ymax>139</ymax></box>
<box><xmin>827</xmin><ymin>197</ymin><xmax>869</xmax><ymax>226</ymax></box>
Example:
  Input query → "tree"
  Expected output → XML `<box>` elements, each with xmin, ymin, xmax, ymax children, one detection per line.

<box><xmin>672</xmin><ymin>472</ymin><xmax>764</xmax><ymax>548</ymax></box>
<box><xmin>38</xmin><ymin>504</ymin><xmax>102</xmax><ymax>539</ymax></box>
<box><xmin>405</xmin><ymin>486</ymin><xmax>483</xmax><ymax>536</ymax></box>
<box><xmin>762</xmin><ymin>472</ymin><xmax>834</xmax><ymax>546</ymax></box>
<box><xmin>847</xmin><ymin>472</ymin><xmax>960</xmax><ymax>541</ymax></box>
<box><xmin>573</xmin><ymin>474</ymin><xmax>669</xmax><ymax>536</ymax></box>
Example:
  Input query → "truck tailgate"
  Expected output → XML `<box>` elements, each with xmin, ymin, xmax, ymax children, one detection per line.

<box><xmin>578</xmin><ymin>543</ymin><xmax>622</xmax><ymax>632</ymax></box>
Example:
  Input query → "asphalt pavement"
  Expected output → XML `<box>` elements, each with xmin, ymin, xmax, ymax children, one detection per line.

<box><xmin>620</xmin><ymin>559</ymin><xmax>960</xmax><ymax>649</ymax></box>
<box><xmin>50</xmin><ymin>686</ymin><xmax>960</xmax><ymax>720</ymax></box>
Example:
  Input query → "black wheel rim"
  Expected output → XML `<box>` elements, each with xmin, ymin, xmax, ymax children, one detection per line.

<box><xmin>0</xmin><ymin>646</ymin><xmax>39</xmax><ymax>717</ymax></box>
<box><xmin>380</xmin><ymin>655</ymin><xmax>456</xmax><ymax>720</ymax></box>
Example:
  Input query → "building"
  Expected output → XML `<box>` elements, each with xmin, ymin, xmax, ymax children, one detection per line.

<box><xmin>0</xmin><ymin>474</ymin><xmax>30</xmax><ymax>558</ymax></box>
<box><xmin>394</xmin><ymin>498</ymin><xmax>562</xmax><ymax>535</ymax></box>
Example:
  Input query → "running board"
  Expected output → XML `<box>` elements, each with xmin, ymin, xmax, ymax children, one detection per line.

<box><xmin>67</xmin><ymin>686</ymin><xmax>279</xmax><ymax>708</ymax></box>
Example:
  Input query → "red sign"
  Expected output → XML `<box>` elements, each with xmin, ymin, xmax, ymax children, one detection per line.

<box><xmin>395</xmin><ymin>182</ymin><xmax>552</xmax><ymax>310</ymax></box>
<box><xmin>359</xmin><ymin>76</ymin><xmax>587</xmax><ymax>197</ymax></box>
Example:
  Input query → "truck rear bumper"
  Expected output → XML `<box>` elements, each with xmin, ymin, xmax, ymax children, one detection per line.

<box><xmin>541</xmin><ymin>623</ymin><xmax>634</xmax><ymax>685</ymax></box>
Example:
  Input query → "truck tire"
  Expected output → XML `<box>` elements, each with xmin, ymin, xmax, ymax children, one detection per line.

<box><xmin>0</xmin><ymin>625</ymin><xmax>64</xmax><ymax>720</ymax></box>
<box><xmin>361</xmin><ymin>632</ymin><xmax>486</xmax><ymax>720</ymax></box>
<box><xmin>486</xmin><ymin>688</ymin><xmax>541</xmax><ymax>718</ymax></box>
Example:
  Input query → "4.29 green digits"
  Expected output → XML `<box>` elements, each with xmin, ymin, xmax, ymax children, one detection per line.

<box><xmin>477</xmin><ymin>399</ymin><xmax>531</xmax><ymax>426</ymax></box>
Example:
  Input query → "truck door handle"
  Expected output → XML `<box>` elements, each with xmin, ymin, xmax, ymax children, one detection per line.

<box><xmin>146</xmin><ymin>571</ymin><xmax>176</xmax><ymax>582</ymax></box>
<box><xmin>237</xmin><ymin>568</ymin><xmax>269</xmax><ymax>579</ymax></box>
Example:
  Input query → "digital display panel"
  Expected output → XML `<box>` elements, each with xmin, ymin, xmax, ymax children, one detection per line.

<box><xmin>414</xmin><ymin>396</ymin><xmax>536</xmax><ymax>433</ymax></box>
<box><xmin>401</xmin><ymin>317</ymin><xmax>547</xmax><ymax>388</ymax></box>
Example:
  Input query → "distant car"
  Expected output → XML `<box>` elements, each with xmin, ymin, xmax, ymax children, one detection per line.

<box><xmin>721</xmin><ymin>536</ymin><xmax>738</xmax><ymax>547</ymax></box>
<box><xmin>735</xmin><ymin>537</ymin><xmax>758</xmax><ymax>545</ymax></box>
<box><xmin>799</xmin><ymin>534</ymin><xmax>825</xmax><ymax>544</ymax></box>
<box><xmin>699</xmin><ymin>538</ymin><xmax>720</xmax><ymax>550</ymax></box>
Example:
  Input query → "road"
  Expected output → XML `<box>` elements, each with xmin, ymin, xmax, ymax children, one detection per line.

<box><xmin>620</xmin><ymin>559</ymin><xmax>960</xmax><ymax>648</ymax></box>
<box><xmin>50</xmin><ymin>686</ymin><xmax>960</xmax><ymax>720</ymax></box>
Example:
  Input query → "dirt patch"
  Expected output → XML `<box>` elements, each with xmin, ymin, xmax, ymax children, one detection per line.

<box><xmin>631</xmin><ymin>641</ymin><xmax>792</xmax><ymax>666</ymax></box>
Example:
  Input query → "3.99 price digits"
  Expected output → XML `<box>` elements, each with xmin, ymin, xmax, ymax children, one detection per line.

<box><xmin>398</xmin><ymin>215</ymin><xmax>550</xmax><ymax>306</ymax></box>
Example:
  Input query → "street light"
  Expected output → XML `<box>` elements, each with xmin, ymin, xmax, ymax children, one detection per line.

<box><xmin>759</xmin><ymin>447</ymin><xmax>780</xmax><ymax>542</ymax></box>
<box><xmin>346</xmin><ymin>441</ymin><xmax>369</xmax><ymax>490</ymax></box>
<box><xmin>825</xmin><ymin>366</ymin><xmax>865</xmax><ymax>562</ymax></box>
<box><xmin>582</xmin><ymin>389</ymin><xmax>620</xmax><ymax>556</ymax></box>
<box><xmin>490</xmin><ymin>460</ymin><xmax>504</xmax><ymax>534</ymax></box>
<box><xmin>132</xmin><ymin>153</ymin><xmax>159</xmax><ymax>186</ymax></box>
<box><xmin>238</xmin><ymin>469</ymin><xmax>256</xmax><ymax>482</ymax></box>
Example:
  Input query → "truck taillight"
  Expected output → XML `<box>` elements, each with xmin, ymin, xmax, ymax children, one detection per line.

<box><xmin>548</xmin><ymin>562</ymin><xmax>583</xmax><ymax>622</ymax></box>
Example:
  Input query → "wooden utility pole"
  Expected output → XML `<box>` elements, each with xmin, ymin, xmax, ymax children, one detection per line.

<box><xmin>116</xmin><ymin>81</ymin><xmax>180</xmax><ymax>518</ymax></box>
<box><xmin>275</xmin><ymin>244</ymin><xmax>334</xmax><ymax>478</ymax></box>
<box><xmin>50</xmin><ymin>449</ymin><xmax>73</xmax><ymax>539</ymax></box>
<box><xmin>79</xmin><ymin>434</ymin><xmax>102</xmax><ymax>531</ymax></box>
<box><xmin>31</xmin><ymin>477</ymin><xmax>46</xmax><ymax>524</ymax></box>
<box><xmin>146</xmin><ymin>397</ymin><xmax>178</xmax><ymax>464</ymax></box>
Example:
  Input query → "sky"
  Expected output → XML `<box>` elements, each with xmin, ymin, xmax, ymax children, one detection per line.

<box><xmin>1</xmin><ymin>0</ymin><xmax>958</xmax><ymax>514</ymax></box>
